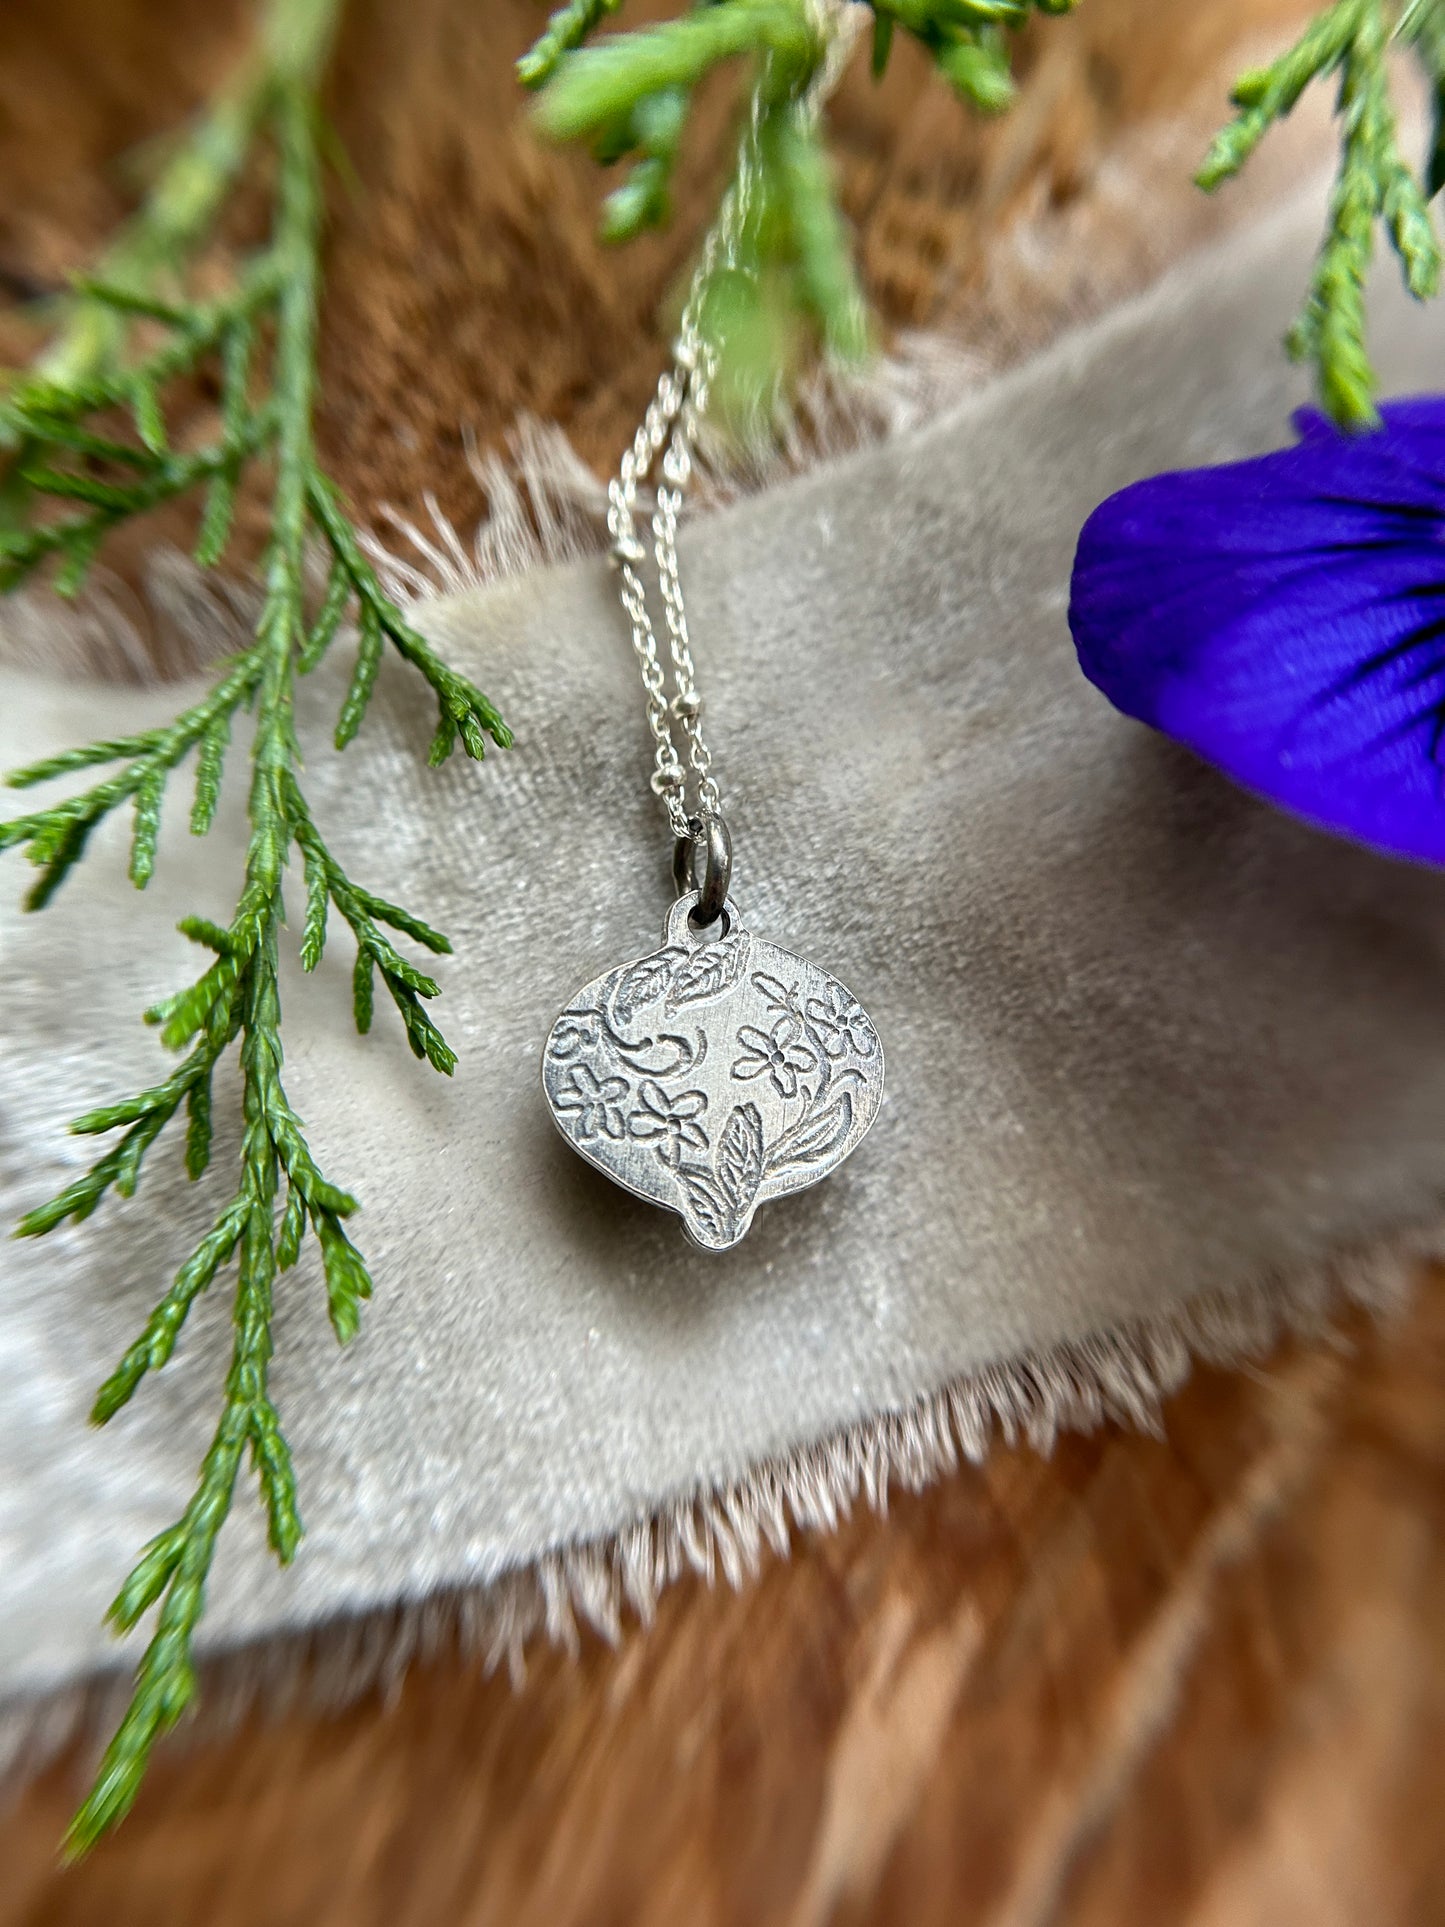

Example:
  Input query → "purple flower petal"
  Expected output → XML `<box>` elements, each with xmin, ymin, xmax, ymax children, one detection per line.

<box><xmin>1069</xmin><ymin>396</ymin><xmax>1445</xmax><ymax>865</ymax></box>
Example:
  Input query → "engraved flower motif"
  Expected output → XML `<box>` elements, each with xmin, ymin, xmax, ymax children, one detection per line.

<box><xmin>548</xmin><ymin>1009</ymin><xmax>600</xmax><ymax>1061</ymax></box>
<box><xmin>629</xmin><ymin>1079</ymin><xmax>709</xmax><ymax>1167</ymax></box>
<box><xmin>554</xmin><ymin>1062</ymin><xmax>629</xmax><ymax>1141</ymax></box>
<box><xmin>804</xmin><ymin>983</ymin><xmax>877</xmax><ymax>1061</ymax></box>
<box><xmin>732</xmin><ymin>1015</ymin><xmax>816</xmax><ymax>1100</ymax></box>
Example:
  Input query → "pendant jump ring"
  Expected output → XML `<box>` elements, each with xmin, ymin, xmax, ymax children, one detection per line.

<box><xmin>672</xmin><ymin>812</ymin><xmax>732</xmax><ymax>925</ymax></box>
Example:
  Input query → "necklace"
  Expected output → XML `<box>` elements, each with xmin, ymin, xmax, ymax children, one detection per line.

<box><xmin>540</xmin><ymin>137</ymin><xmax>885</xmax><ymax>1251</ymax></box>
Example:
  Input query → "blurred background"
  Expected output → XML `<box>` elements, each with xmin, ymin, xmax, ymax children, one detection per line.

<box><xmin>4</xmin><ymin>2</ymin><xmax>1445</xmax><ymax>1921</ymax></box>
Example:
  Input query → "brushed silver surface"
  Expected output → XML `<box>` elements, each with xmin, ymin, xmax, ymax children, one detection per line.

<box><xmin>542</xmin><ymin>892</ymin><xmax>885</xmax><ymax>1250</ymax></box>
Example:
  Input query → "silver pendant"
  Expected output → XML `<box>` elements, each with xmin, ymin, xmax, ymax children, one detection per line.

<box><xmin>542</xmin><ymin>892</ymin><xmax>885</xmax><ymax>1251</ymax></box>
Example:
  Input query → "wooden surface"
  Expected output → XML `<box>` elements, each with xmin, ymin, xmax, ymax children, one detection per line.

<box><xmin>7</xmin><ymin>2</ymin><xmax>1444</xmax><ymax>1921</ymax></box>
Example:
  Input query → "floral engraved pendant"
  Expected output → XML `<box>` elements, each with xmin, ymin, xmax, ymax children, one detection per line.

<box><xmin>542</xmin><ymin>894</ymin><xmax>885</xmax><ymax>1251</ymax></box>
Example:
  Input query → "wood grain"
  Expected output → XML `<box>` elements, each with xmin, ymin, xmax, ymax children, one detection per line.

<box><xmin>8</xmin><ymin>3</ymin><xmax>1442</xmax><ymax>1923</ymax></box>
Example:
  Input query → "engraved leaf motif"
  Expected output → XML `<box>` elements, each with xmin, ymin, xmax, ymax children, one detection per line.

<box><xmin>614</xmin><ymin>948</ymin><xmax>681</xmax><ymax>1023</ymax></box>
<box><xmin>769</xmin><ymin>1093</ymin><xmax>853</xmax><ymax>1173</ymax></box>
<box><xmin>750</xmin><ymin>970</ymin><xmax>794</xmax><ymax>1014</ymax></box>
<box><xmin>665</xmin><ymin>932</ymin><xmax>751</xmax><ymax>1012</ymax></box>
<box><xmin>716</xmin><ymin>1102</ymin><xmax>765</xmax><ymax>1212</ymax></box>
<box><xmin>678</xmin><ymin>1169</ymin><xmax>734</xmax><ymax>1245</ymax></box>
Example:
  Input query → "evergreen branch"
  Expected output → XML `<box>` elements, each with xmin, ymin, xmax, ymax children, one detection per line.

<box><xmin>517</xmin><ymin>0</ymin><xmax>624</xmax><ymax>89</ymax></box>
<box><xmin>533</xmin><ymin>0</ymin><xmax>818</xmax><ymax>140</ymax></box>
<box><xmin>28</xmin><ymin>69</ymin><xmax>275</xmax><ymax>401</ymax></box>
<box><xmin>70</xmin><ymin>1016</ymin><xmax>298</xmax><ymax>1849</ymax></box>
<box><xmin>91</xmin><ymin>1203</ymin><xmax>249</xmax><ymax>1424</ymax></box>
<box><xmin>1</xmin><ymin>666</ymin><xmax>266</xmax><ymax>908</ymax></box>
<box><xmin>1</xmin><ymin>419</ymin><xmax>165</xmax><ymax>470</ymax></box>
<box><xmin>1403</xmin><ymin>0</ymin><xmax>1445</xmax><ymax>195</ymax></box>
<box><xmin>4</xmin><ymin>264</ymin><xmax>284</xmax><ymax>438</ymax></box>
<box><xmin>196</xmin><ymin>318</ymin><xmax>257</xmax><ymax>565</ymax></box>
<box><xmin>287</xmin><ymin>778</ymin><xmax>457</xmax><ymax>1071</ymax></box>
<box><xmin>297</xmin><ymin>552</ymin><xmax>351</xmax><ymax>672</ymax></box>
<box><xmin>530</xmin><ymin>0</ymin><xmax>1443</xmax><ymax>431</ymax></box>
<box><xmin>306</xmin><ymin>471</ymin><xmax>513</xmax><ymax>758</ymax></box>
<box><xmin>761</xmin><ymin>94</ymin><xmax>870</xmax><ymax>363</ymax></box>
<box><xmin>0</xmin><ymin>0</ymin><xmax>510</xmax><ymax>1857</ymax></box>
<box><xmin>1201</xmin><ymin>0</ymin><xmax>1443</xmax><ymax>426</ymax></box>
<box><xmin>0</xmin><ymin>430</ymin><xmax>270</xmax><ymax>599</ymax></box>
<box><xmin>525</xmin><ymin>0</ymin><xmax>1074</xmax><ymax>416</ymax></box>
<box><xmin>56</xmin><ymin>61</ymin><xmax>340</xmax><ymax>1858</ymax></box>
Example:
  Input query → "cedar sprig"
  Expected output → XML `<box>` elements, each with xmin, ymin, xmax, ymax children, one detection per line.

<box><xmin>527</xmin><ymin>0</ymin><xmax>1445</xmax><ymax>434</ymax></box>
<box><xmin>1</xmin><ymin>0</ymin><xmax>508</xmax><ymax>1855</ymax></box>
<box><xmin>1406</xmin><ymin>0</ymin><xmax>1445</xmax><ymax>197</ymax></box>
<box><xmin>1200</xmin><ymin>0</ymin><xmax>1444</xmax><ymax>427</ymax></box>
<box><xmin>522</xmin><ymin>0</ymin><xmax>1075</xmax><ymax>417</ymax></box>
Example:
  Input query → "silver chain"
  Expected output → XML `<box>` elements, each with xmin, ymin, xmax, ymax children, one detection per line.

<box><xmin>604</xmin><ymin>108</ymin><xmax>767</xmax><ymax>842</ymax></box>
<box><xmin>606</xmin><ymin>6</ymin><xmax>855</xmax><ymax>847</ymax></box>
<box><xmin>601</xmin><ymin>220</ymin><xmax>735</xmax><ymax>836</ymax></box>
